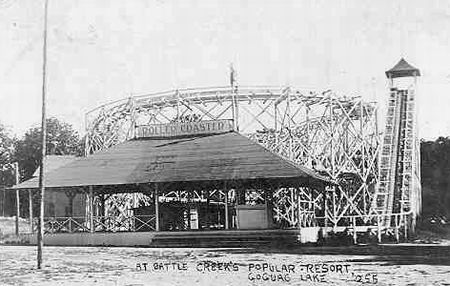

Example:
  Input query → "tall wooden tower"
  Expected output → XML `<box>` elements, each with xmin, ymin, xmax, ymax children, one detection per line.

<box><xmin>374</xmin><ymin>58</ymin><xmax>422</xmax><ymax>230</ymax></box>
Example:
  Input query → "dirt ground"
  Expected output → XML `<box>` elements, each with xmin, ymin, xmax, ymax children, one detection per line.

<box><xmin>1</xmin><ymin>217</ymin><xmax>449</xmax><ymax>285</ymax></box>
<box><xmin>0</xmin><ymin>244</ymin><xmax>449</xmax><ymax>286</ymax></box>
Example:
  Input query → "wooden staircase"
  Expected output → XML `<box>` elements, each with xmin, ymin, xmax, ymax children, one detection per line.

<box><xmin>150</xmin><ymin>229</ymin><xmax>300</xmax><ymax>247</ymax></box>
<box><xmin>373</xmin><ymin>88</ymin><xmax>417</xmax><ymax>227</ymax></box>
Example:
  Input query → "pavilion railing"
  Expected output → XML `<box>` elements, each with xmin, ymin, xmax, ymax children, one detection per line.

<box><xmin>41</xmin><ymin>217</ymin><xmax>89</xmax><ymax>233</ymax></box>
<box><xmin>93</xmin><ymin>215</ymin><xmax>156</xmax><ymax>232</ymax></box>
<box><xmin>36</xmin><ymin>215</ymin><xmax>156</xmax><ymax>234</ymax></box>
<box><xmin>29</xmin><ymin>212</ymin><xmax>410</xmax><ymax>242</ymax></box>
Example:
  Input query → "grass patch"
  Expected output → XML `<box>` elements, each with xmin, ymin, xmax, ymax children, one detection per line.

<box><xmin>0</xmin><ymin>216</ymin><xmax>30</xmax><ymax>244</ymax></box>
<box><xmin>414</xmin><ymin>221</ymin><xmax>450</xmax><ymax>244</ymax></box>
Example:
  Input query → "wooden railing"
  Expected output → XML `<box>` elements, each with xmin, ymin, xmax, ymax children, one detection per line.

<box><xmin>43</xmin><ymin>217</ymin><xmax>89</xmax><ymax>233</ymax></box>
<box><xmin>35</xmin><ymin>215</ymin><xmax>156</xmax><ymax>233</ymax></box>
<box><xmin>315</xmin><ymin>212</ymin><xmax>412</xmax><ymax>242</ymax></box>
<box><xmin>29</xmin><ymin>212</ymin><xmax>410</xmax><ymax>243</ymax></box>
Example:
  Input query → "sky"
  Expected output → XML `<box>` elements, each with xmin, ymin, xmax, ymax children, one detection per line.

<box><xmin>0</xmin><ymin>0</ymin><xmax>450</xmax><ymax>140</ymax></box>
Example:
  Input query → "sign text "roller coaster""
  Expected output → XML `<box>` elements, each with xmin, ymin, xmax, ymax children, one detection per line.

<box><xmin>136</xmin><ymin>119</ymin><xmax>234</xmax><ymax>138</ymax></box>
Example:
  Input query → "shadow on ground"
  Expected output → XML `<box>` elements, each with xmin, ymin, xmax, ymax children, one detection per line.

<box><xmin>212</xmin><ymin>244</ymin><xmax>450</xmax><ymax>266</ymax></box>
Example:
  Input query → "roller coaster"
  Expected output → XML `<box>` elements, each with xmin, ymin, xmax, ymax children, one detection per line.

<box><xmin>83</xmin><ymin>59</ymin><xmax>421</xmax><ymax>240</ymax></box>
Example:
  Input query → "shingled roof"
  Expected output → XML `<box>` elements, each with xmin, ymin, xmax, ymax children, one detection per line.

<box><xmin>32</xmin><ymin>155</ymin><xmax>77</xmax><ymax>177</ymax></box>
<box><xmin>12</xmin><ymin>132</ymin><xmax>331</xmax><ymax>190</ymax></box>
<box><xmin>385</xmin><ymin>58</ymin><xmax>421</xmax><ymax>78</ymax></box>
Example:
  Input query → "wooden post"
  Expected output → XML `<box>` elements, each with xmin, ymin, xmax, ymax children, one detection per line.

<box><xmin>186</xmin><ymin>189</ymin><xmax>191</xmax><ymax>230</ymax></box>
<box><xmin>131</xmin><ymin>192</ymin><xmax>137</xmax><ymax>231</ymax></box>
<box><xmin>155</xmin><ymin>183</ymin><xmax>160</xmax><ymax>231</ymax></box>
<box><xmin>37</xmin><ymin>0</ymin><xmax>49</xmax><ymax>270</ymax></box>
<box><xmin>290</xmin><ymin>188</ymin><xmax>295</xmax><ymax>226</ymax></box>
<box><xmin>230</xmin><ymin>64</ymin><xmax>239</xmax><ymax>131</ymax></box>
<box><xmin>352</xmin><ymin>216</ymin><xmax>357</xmax><ymax>245</ymax></box>
<box><xmin>1</xmin><ymin>185</ymin><xmax>4</xmax><ymax>217</ymax></box>
<box><xmin>65</xmin><ymin>191</ymin><xmax>74</xmax><ymax>233</ymax></box>
<box><xmin>324</xmin><ymin>187</ymin><xmax>328</xmax><ymax>233</ymax></box>
<box><xmin>103</xmin><ymin>194</ymin><xmax>107</xmax><ymax>217</ymax></box>
<box><xmin>394</xmin><ymin>214</ymin><xmax>399</xmax><ymax>243</ymax></box>
<box><xmin>297</xmin><ymin>188</ymin><xmax>302</xmax><ymax>234</ymax></box>
<box><xmin>15</xmin><ymin>190</ymin><xmax>20</xmax><ymax>236</ymax></box>
<box><xmin>377</xmin><ymin>215</ymin><xmax>382</xmax><ymax>243</ymax></box>
<box><xmin>29</xmin><ymin>190</ymin><xmax>33</xmax><ymax>233</ymax></box>
<box><xmin>404</xmin><ymin>214</ymin><xmax>408</xmax><ymax>241</ymax></box>
<box><xmin>15</xmin><ymin>162</ymin><xmax>20</xmax><ymax>236</ymax></box>
<box><xmin>411</xmin><ymin>211</ymin><xmax>416</xmax><ymax>234</ymax></box>
<box><xmin>89</xmin><ymin>186</ymin><xmax>94</xmax><ymax>233</ymax></box>
<box><xmin>224</xmin><ymin>183</ymin><xmax>229</xmax><ymax>230</ymax></box>
<box><xmin>206</xmin><ymin>190</ymin><xmax>210</xmax><ymax>228</ymax></box>
<box><xmin>332</xmin><ymin>187</ymin><xmax>337</xmax><ymax>231</ymax></box>
<box><xmin>68</xmin><ymin>193</ymin><xmax>74</xmax><ymax>218</ymax></box>
<box><xmin>237</xmin><ymin>188</ymin><xmax>245</xmax><ymax>205</ymax></box>
<box><xmin>232</xmin><ymin>189</ymin><xmax>237</xmax><ymax>229</ymax></box>
<box><xmin>66</xmin><ymin>191</ymin><xmax>72</xmax><ymax>233</ymax></box>
<box><xmin>100</xmin><ymin>194</ymin><xmax>105</xmax><ymax>231</ymax></box>
<box><xmin>267</xmin><ymin>186</ymin><xmax>274</xmax><ymax>229</ymax></box>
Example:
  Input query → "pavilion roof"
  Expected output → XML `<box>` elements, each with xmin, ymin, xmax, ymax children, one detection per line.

<box><xmin>32</xmin><ymin>155</ymin><xmax>77</xmax><ymax>177</ymax></box>
<box><xmin>12</xmin><ymin>132</ymin><xmax>332</xmax><ymax>190</ymax></box>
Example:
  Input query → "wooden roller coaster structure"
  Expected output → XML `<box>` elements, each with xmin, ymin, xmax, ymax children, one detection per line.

<box><xmin>83</xmin><ymin>59</ymin><xmax>421</xmax><ymax>239</ymax></box>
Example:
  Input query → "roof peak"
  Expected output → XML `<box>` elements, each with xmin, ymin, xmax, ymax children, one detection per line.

<box><xmin>385</xmin><ymin>58</ymin><xmax>421</xmax><ymax>78</ymax></box>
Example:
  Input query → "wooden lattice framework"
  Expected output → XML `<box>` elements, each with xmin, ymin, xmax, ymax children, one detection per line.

<box><xmin>84</xmin><ymin>86</ymin><xmax>381</xmax><ymax>230</ymax></box>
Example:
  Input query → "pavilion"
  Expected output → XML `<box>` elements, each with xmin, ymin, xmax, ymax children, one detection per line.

<box><xmin>11</xmin><ymin>120</ymin><xmax>333</xmax><ymax>246</ymax></box>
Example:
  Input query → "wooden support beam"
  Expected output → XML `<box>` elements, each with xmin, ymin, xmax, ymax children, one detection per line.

<box><xmin>352</xmin><ymin>216</ymin><xmax>357</xmax><ymax>245</ymax></box>
<box><xmin>65</xmin><ymin>190</ymin><xmax>75</xmax><ymax>233</ymax></box>
<box><xmin>89</xmin><ymin>186</ymin><xmax>94</xmax><ymax>233</ymax></box>
<box><xmin>155</xmin><ymin>183</ymin><xmax>160</xmax><ymax>231</ymax></box>
<box><xmin>404</xmin><ymin>214</ymin><xmax>408</xmax><ymax>241</ymax></box>
<box><xmin>15</xmin><ymin>189</ymin><xmax>20</xmax><ymax>236</ymax></box>
<box><xmin>29</xmin><ymin>190</ymin><xmax>33</xmax><ymax>233</ymax></box>
<box><xmin>237</xmin><ymin>188</ymin><xmax>245</xmax><ymax>205</ymax></box>
<box><xmin>394</xmin><ymin>214</ymin><xmax>400</xmax><ymax>243</ymax></box>
<box><xmin>99</xmin><ymin>194</ymin><xmax>105</xmax><ymax>231</ymax></box>
<box><xmin>323</xmin><ymin>187</ymin><xmax>328</xmax><ymax>231</ymax></box>
<box><xmin>332</xmin><ymin>187</ymin><xmax>337</xmax><ymax>231</ymax></box>
<box><xmin>185</xmin><ymin>189</ymin><xmax>191</xmax><ymax>230</ymax></box>
<box><xmin>377</xmin><ymin>215</ymin><xmax>382</xmax><ymax>243</ymax></box>
<box><xmin>267</xmin><ymin>187</ymin><xmax>274</xmax><ymax>229</ymax></box>
<box><xmin>290</xmin><ymin>188</ymin><xmax>295</xmax><ymax>226</ymax></box>
<box><xmin>15</xmin><ymin>163</ymin><xmax>20</xmax><ymax>236</ymax></box>
<box><xmin>297</xmin><ymin>188</ymin><xmax>302</xmax><ymax>230</ymax></box>
<box><xmin>224</xmin><ymin>183</ymin><xmax>229</xmax><ymax>230</ymax></box>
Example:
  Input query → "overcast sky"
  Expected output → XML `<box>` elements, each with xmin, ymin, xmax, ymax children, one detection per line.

<box><xmin>1</xmin><ymin>0</ymin><xmax>450</xmax><ymax>140</ymax></box>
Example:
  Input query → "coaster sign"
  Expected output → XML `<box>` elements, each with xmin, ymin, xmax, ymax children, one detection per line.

<box><xmin>136</xmin><ymin>119</ymin><xmax>234</xmax><ymax>139</ymax></box>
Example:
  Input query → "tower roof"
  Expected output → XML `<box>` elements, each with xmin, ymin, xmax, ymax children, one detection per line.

<box><xmin>385</xmin><ymin>58</ymin><xmax>421</xmax><ymax>78</ymax></box>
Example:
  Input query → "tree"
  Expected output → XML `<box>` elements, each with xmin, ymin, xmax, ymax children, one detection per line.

<box><xmin>420</xmin><ymin>137</ymin><xmax>450</xmax><ymax>220</ymax></box>
<box><xmin>15</xmin><ymin>117</ymin><xmax>83</xmax><ymax>180</ymax></box>
<box><xmin>0</xmin><ymin>123</ymin><xmax>15</xmax><ymax>186</ymax></box>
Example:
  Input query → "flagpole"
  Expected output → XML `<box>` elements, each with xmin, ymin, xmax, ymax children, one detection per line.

<box><xmin>229</xmin><ymin>64</ymin><xmax>239</xmax><ymax>131</ymax></box>
<box><xmin>37</xmin><ymin>0</ymin><xmax>49</xmax><ymax>269</ymax></box>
